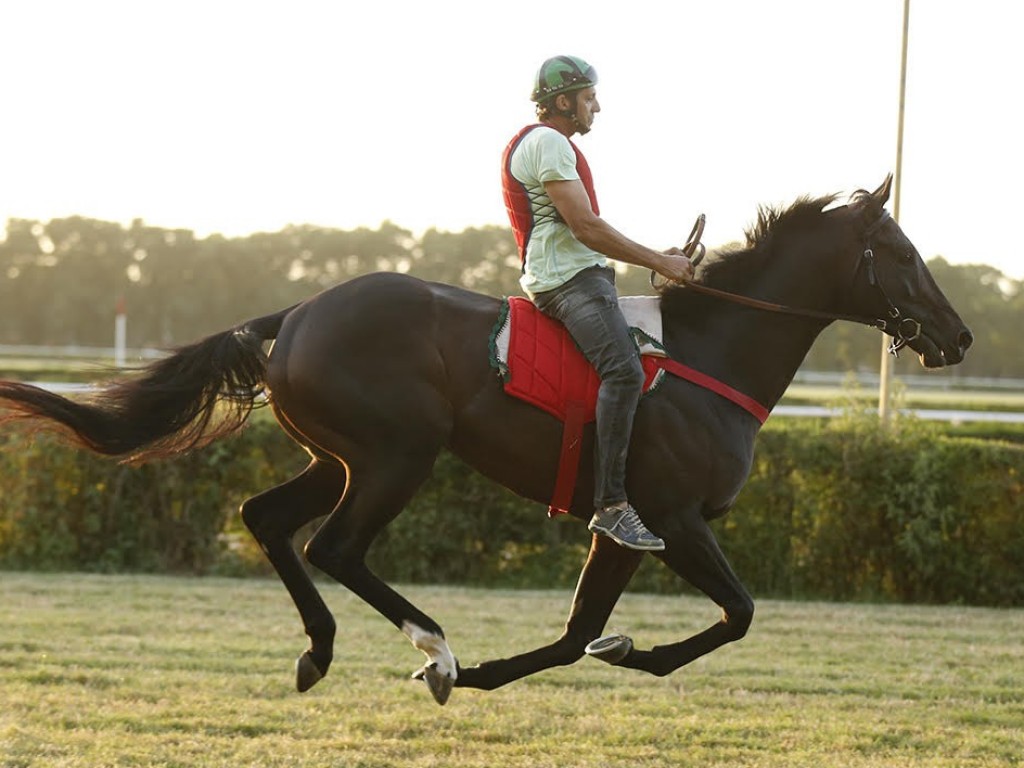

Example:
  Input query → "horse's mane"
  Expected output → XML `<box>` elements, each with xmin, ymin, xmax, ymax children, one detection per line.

<box><xmin>660</xmin><ymin>192</ymin><xmax>840</xmax><ymax>315</ymax></box>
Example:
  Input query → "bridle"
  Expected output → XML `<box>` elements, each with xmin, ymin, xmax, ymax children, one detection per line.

<box><xmin>859</xmin><ymin>212</ymin><xmax>923</xmax><ymax>356</ymax></box>
<box><xmin>654</xmin><ymin>210</ymin><xmax>923</xmax><ymax>358</ymax></box>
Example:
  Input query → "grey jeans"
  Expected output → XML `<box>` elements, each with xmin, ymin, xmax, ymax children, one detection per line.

<box><xmin>532</xmin><ymin>266</ymin><xmax>645</xmax><ymax>509</ymax></box>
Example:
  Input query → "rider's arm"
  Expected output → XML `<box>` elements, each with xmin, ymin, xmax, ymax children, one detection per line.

<box><xmin>545</xmin><ymin>179</ymin><xmax>693</xmax><ymax>282</ymax></box>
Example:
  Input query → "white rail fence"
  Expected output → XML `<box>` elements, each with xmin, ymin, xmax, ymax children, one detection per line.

<box><xmin>5</xmin><ymin>346</ymin><xmax>1023</xmax><ymax>424</ymax></box>
<box><xmin>0</xmin><ymin>343</ymin><xmax>166</xmax><ymax>362</ymax></box>
<box><xmin>15</xmin><ymin>383</ymin><xmax>1024</xmax><ymax>424</ymax></box>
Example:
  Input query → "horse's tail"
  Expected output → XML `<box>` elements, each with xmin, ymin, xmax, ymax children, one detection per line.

<box><xmin>0</xmin><ymin>305</ymin><xmax>298</xmax><ymax>462</ymax></box>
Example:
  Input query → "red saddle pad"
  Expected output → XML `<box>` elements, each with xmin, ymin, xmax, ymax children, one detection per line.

<box><xmin>503</xmin><ymin>297</ymin><xmax>661</xmax><ymax>423</ymax></box>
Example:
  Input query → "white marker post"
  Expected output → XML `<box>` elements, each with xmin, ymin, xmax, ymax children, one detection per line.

<box><xmin>114</xmin><ymin>295</ymin><xmax>127</xmax><ymax>367</ymax></box>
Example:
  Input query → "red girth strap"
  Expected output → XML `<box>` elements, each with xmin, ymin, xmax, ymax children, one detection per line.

<box><xmin>650</xmin><ymin>358</ymin><xmax>770</xmax><ymax>424</ymax></box>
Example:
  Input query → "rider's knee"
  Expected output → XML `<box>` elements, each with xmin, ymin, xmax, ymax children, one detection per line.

<box><xmin>626</xmin><ymin>355</ymin><xmax>645</xmax><ymax>389</ymax></box>
<box><xmin>606</xmin><ymin>353</ymin><xmax>645</xmax><ymax>391</ymax></box>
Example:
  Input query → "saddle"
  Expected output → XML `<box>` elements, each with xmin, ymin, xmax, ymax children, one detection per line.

<box><xmin>491</xmin><ymin>296</ymin><xmax>668</xmax><ymax>423</ymax></box>
<box><xmin>490</xmin><ymin>296</ymin><xmax>769</xmax><ymax>516</ymax></box>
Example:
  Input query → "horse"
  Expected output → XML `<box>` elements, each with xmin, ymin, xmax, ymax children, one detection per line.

<box><xmin>0</xmin><ymin>176</ymin><xmax>972</xmax><ymax>705</ymax></box>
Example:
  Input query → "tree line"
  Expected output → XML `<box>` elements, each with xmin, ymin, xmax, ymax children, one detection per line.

<box><xmin>1</xmin><ymin>216</ymin><xmax>1020</xmax><ymax>379</ymax></box>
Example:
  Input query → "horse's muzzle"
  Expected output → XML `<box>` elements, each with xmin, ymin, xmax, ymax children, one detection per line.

<box><xmin>946</xmin><ymin>327</ymin><xmax>975</xmax><ymax>366</ymax></box>
<box><xmin>913</xmin><ymin>324</ymin><xmax>973</xmax><ymax>368</ymax></box>
<box><xmin>958</xmin><ymin>328</ymin><xmax>975</xmax><ymax>355</ymax></box>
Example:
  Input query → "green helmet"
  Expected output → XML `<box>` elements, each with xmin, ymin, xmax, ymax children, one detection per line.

<box><xmin>530</xmin><ymin>55</ymin><xmax>597</xmax><ymax>103</ymax></box>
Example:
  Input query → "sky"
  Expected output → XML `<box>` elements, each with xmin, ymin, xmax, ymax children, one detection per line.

<box><xmin>1</xmin><ymin>0</ymin><xmax>1021</xmax><ymax>279</ymax></box>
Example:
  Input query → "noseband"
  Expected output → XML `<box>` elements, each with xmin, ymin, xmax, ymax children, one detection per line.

<box><xmin>859</xmin><ymin>211</ymin><xmax>922</xmax><ymax>356</ymax></box>
<box><xmin>656</xmin><ymin>210</ymin><xmax>922</xmax><ymax>358</ymax></box>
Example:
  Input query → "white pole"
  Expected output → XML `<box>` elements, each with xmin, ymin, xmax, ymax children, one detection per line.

<box><xmin>114</xmin><ymin>296</ymin><xmax>127</xmax><ymax>368</ymax></box>
<box><xmin>879</xmin><ymin>0</ymin><xmax>911</xmax><ymax>422</ymax></box>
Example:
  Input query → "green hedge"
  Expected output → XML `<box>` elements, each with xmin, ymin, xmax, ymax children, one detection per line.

<box><xmin>1</xmin><ymin>414</ymin><xmax>1021</xmax><ymax>605</ymax></box>
<box><xmin>0</xmin><ymin>423</ymin><xmax>303</xmax><ymax>573</ymax></box>
<box><xmin>709</xmin><ymin>414</ymin><xmax>1024</xmax><ymax>605</ymax></box>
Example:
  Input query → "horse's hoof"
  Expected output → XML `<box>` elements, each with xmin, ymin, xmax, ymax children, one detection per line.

<box><xmin>585</xmin><ymin>634</ymin><xmax>634</xmax><ymax>665</ymax></box>
<box><xmin>296</xmin><ymin>651</ymin><xmax>325</xmax><ymax>693</ymax></box>
<box><xmin>412</xmin><ymin>662</ymin><xmax>454</xmax><ymax>706</ymax></box>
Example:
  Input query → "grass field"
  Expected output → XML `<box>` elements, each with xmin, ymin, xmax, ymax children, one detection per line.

<box><xmin>1</xmin><ymin>573</ymin><xmax>1021</xmax><ymax>767</ymax></box>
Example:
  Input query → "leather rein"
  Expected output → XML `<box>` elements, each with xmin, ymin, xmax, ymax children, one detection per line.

<box><xmin>654</xmin><ymin>211</ymin><xmax>923</xmax><ymax>357</ymax></box>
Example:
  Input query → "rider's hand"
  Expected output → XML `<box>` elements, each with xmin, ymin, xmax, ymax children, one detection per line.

<box><xmin>657</xmin><ymin>248</ymin><xmax>694</xmax><ymax>283</ymax></box>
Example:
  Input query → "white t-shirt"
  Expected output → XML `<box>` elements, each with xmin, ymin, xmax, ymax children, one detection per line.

<box><xmin>507</xmin><ymin>126</ymin><xmax>606</xmax><ymax>295</ymax></box>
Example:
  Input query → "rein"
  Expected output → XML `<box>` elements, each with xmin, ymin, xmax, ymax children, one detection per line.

<box><xmin>673</xmin><ymin>279</ymin><xmax>888</xmax><ymax>330</ymax></box>
<box><xmin>654</xmin><ymin>210</ymin><xmax>922</xmax><ymax>357</ymax></box>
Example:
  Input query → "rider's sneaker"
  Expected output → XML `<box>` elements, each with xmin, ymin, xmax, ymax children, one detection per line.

<box><xmin>588</xmin><ymin>504</ymin><xmax>665</xmax><ymax>551</ymax></box>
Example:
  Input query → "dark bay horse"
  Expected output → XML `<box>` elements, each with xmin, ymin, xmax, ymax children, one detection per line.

<box><xmin>0</xmin><ymin>177</ymin><xmax>972</xmax><ymax>705</ymax></box>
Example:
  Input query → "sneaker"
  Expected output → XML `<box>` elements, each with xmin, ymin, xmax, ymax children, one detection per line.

<box><xmin>588</xmin><ymin>504</ymin><xmax>665</xmax><ymax>551</ymax></box>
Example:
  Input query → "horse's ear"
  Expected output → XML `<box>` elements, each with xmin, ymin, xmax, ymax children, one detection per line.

<box><xmin>871</xmin><ymin>174</ymin><xmax>894</xmax><ymax>206</ymax></box>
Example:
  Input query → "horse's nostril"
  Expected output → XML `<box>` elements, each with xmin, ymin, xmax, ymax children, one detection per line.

<box><xmin>959</xmin><ymin>329</ymin><xmax>975</xmax><ymax>351</ymax></box>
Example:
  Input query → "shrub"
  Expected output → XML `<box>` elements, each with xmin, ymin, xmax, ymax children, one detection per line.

<box><xmin>714</xmin><ymin>413</ymin><xmax>1024</xmax><ymax>605</ymax></box>
<box><xmin>1</xmin><ymin>415</ymin><xmax>1021</xmax><ymax>605</ymax></box>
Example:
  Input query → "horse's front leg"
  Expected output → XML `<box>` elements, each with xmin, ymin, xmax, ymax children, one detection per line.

<box><xmin>605</xmin><ymin>514</ymin><xmax>755</xmax><ymax>677</ymax></box>
<box><xmin>456</xmin><ymin>533</ymin><xmax>643</xmax><ymax>691</ymax></box>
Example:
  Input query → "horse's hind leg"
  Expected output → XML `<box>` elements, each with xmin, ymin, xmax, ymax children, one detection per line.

<box><xmin>301</xmin><ymin>446</ymin><xmax>458</xmax><ymax>704</ymax></box>
<box><xmin>240</xmin><ymin>459</ymin><xmax>347</xmax><ymax>692</ymax></box>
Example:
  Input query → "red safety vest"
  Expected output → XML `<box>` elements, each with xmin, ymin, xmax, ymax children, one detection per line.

<box><xmin>501</xmin><ymin>124</ymin><xmax>600</xmax><ymax>266</ymax></box>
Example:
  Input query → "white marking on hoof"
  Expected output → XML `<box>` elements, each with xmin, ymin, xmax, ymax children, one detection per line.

<box><xmin>402</xmin><ymin>621</ymin><xmax>457</xmax><ymax>685</ymax></box>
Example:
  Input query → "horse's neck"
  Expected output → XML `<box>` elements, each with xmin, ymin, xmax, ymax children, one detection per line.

<box><xmin>724</xmin><ymin>311</ymin><xmax>829</xmax><ymax>410</ymax></box>
<box><xmin>665</xmin><ymin>287</ymin><xmax>832</xmax><ymax>413</ymax></box>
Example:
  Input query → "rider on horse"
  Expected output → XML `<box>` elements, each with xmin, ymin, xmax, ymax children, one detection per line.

<box><xmin>501</xmin><ymin>55</ymin><xmax>695</xmax><ymax>551</ymax></box>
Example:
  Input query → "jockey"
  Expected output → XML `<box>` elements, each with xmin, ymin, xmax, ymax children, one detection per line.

<box><xmin>501</xmin><ymin>55</ymin><xmax>694</xmax><ymax>551</ymax></box>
